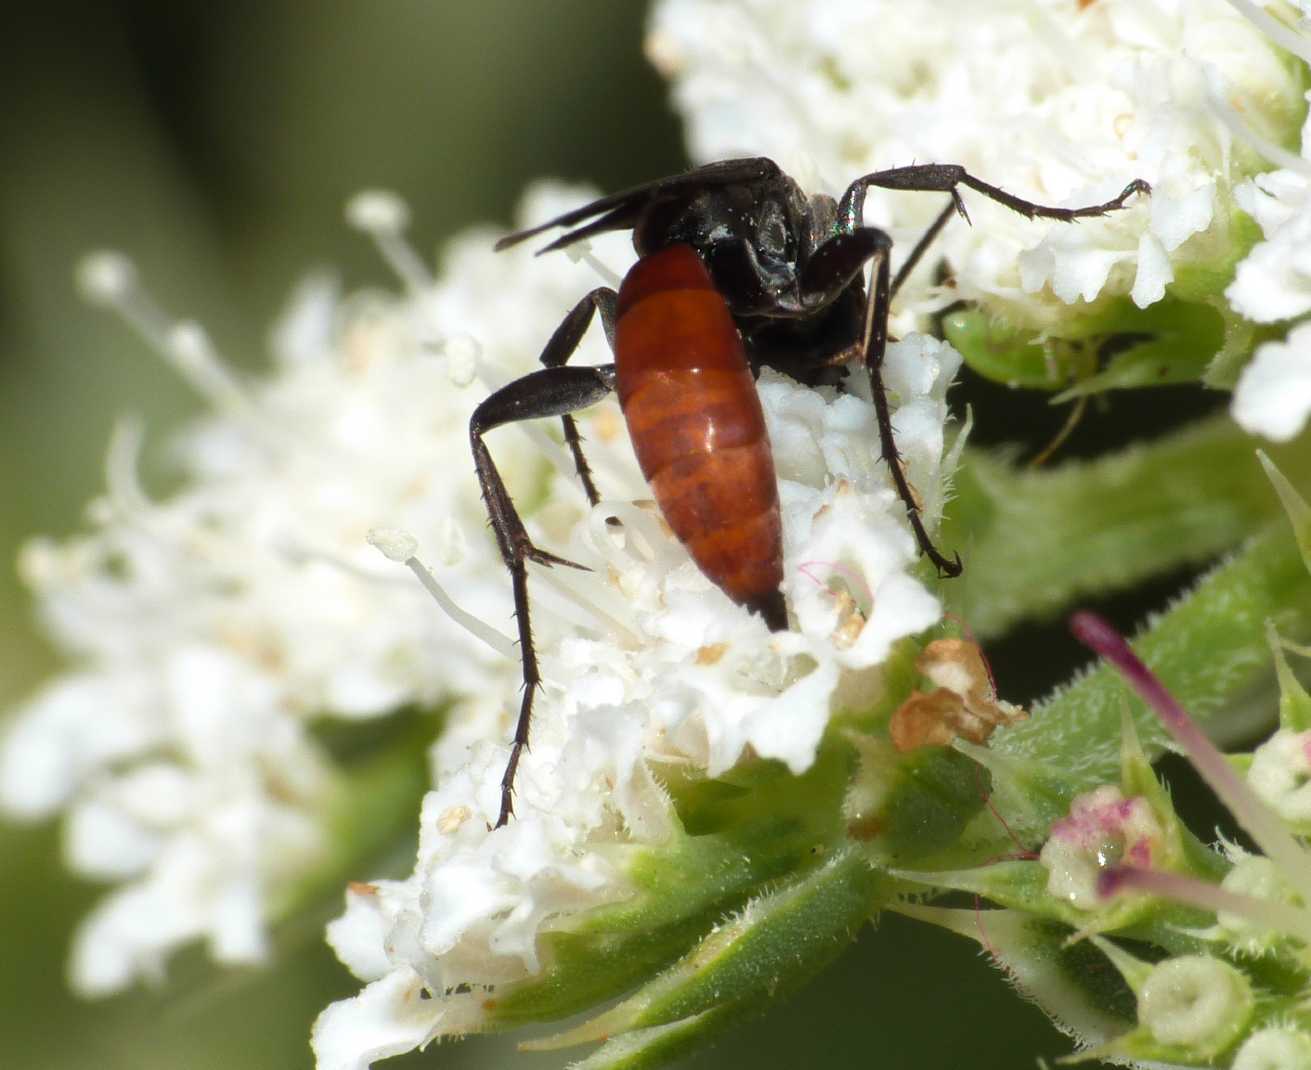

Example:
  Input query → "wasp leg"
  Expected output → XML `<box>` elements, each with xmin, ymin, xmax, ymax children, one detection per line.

<box><xmin>841</xmin><ymin>166</ymin><xmax>1150</xmax><ymax>297</ymax></box>
<box><xmin>795</xmin><ymin>225</ymin><xmax>962</xmax><ymax>577</ymax></box>
<box><xmin>860</xmin><ymin>244</ymin><xmax>963</xmax><ymax>577</ymax></box>
<box><xmin>890</xmin><ymin>199</ymin><xmax>957</xmax><ymax>299</ymax></box>
<box><xmin>861</xmin><ymin>233</ymin><xmax>963</xmax><ymax>578</ymax></box>
<box><xmin>816</xmin><ymin>167</ymin><xmax>1148</xmax><ymax>578</ymax></box>
<box><xmin>836</xmin><ymin>163</ymin><xmax>1149</xmax><ymax>240</ymax></box>
<box><xmin>837</xmin><ymin>166</ymin><xmax>1149</xmax><ymax>299</ymax></box>
<box><xmin>470</xmin><ymin>363</ymin><xmax>618</xmax><ymax>827</ymax></box>
<box><xmin>797</xmin><ymin>226</ymin><xmax>892</xmax><ymax>303</ymax></box>
<box><xmin>537</xmin><ymin>288</ymin><xmax>618</xmax><ymax>507</ymax></box>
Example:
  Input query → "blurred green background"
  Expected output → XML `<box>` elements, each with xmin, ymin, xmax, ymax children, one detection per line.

<box><xmin>0</xmin><ymin>4</ymin><xmax>1170</xmax><ymax>1068</ymax></box>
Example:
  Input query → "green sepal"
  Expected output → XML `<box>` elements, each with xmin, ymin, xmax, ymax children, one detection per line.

<box><xmin>1074</xmin><ymin>941</ymin><xmax>1256</xmax><ymax>1066</ymax></box>
<box><xmin>1259</xmin><ymin>449</ymin><xmax>1311</xmax><ymax>576</ymax></box>
<box><xmin>887</xmin><ymin>858</ymin><xmax>1215</xmax><ymax>942</ymax></box>
<box><xmin>953</xmin><ymin>738</ymin><xmax>1072</xmax><ymax>846</ymax></box>
<box><xmin>895</xmin><ymin>905</ymin><xmax>1134</xmax><ymax>1046</ymax></box>
<box><xmin>1270</xmin><ymin>622</ymin><xmax>1311</xmax><ymax>733</ymax></box>
<box><xmin>1113</xmin><ymin>705</ymin><xmax>1230</xmax><ymax>896</ymax></box>
<box><xmin>1117</xmin><ymin>706</ymin><xmax>1172</xmax><ymax>822</ymax></box>
<box><xmin>891</xmin><ymin>858</ymin><xmax>1056</xmax><ymax>916</ymax></box>
<box><xmin>524</xmin><ymin>849</ymin><xmax>882</xmax><ymax>1067</ymax></box>
<box><xmin>562</xmin><ymin>1009</ymin><xmax>737</xmax><ymax>1070</ymax></box>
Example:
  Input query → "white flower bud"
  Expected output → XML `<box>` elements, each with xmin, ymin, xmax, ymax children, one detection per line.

<box><xmin>1248</xmin><ymin>729</ymin><xmax>1311</xmax><ymax>824</ymax></box>
<box><xmin>1215</xmin><ymin>855</ymin><xmax>1299</xmax><ymax>951</ymax></box>
<box><xmin>1233</xmin><ymin>1027</ymin><xmax>1311</xmax><ymax>1070</ymax></box>
<box><xmin>442</xmin><ymin>333</ymin><xmax>480</xmax><ymax>388</ymax></box>
<box><xmin>1138</xmin><ymin>955</ymin><xmax>1253</xmax><ymax>1055</ymax></box>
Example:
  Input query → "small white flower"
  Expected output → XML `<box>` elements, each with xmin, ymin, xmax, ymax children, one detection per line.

<box><xmin>1225</xmin><ymin>85</ymin><xmax>1311</xmax><ymax>441</ymax></box>
<box><xmin>311</xmin><ymin>965</ymin><xmax>483</xmax><ymax>1070</ymax></box>
<box><xmin>1226</xmin><ymin>96</ymin><xmax>1311</xmax><ymax>325</ymax></box>
<box><xmin>1233</xmin><ymin>321</ymin><xmax>1311</xmax><ymax>442</ymax></box>
<box><xmin>1228</xmin><ymin>198</ymin><xmax>1311</xmax><ymax>323</ymax></box>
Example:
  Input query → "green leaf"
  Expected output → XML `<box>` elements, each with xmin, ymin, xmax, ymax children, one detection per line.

<box><xmin>948</xmin><ymin>415</ymin><xmax>1311</xmax><ymax>637</ymax></box>
<box><xmin>994</xmin><ymin>522</ymin><xmax>1311</xmax><ymax>799</ymax></box>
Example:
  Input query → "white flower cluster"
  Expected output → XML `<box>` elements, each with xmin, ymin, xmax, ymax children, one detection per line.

<box><xmin>314</xmin><ymin>335</ymin><xmax>958</xmax><ymax>1067</ymax></box>
<box><xmin>5</xmin><ymin>159</ymin><xmax>960</xmax><ymax>1065</ymax></box>
<box><xmin>0</xmin><ymin>185</ymin><xmax>635</xmax><ymax>996</ymax></box>
<box><xmin>648</xmin><ymin>0</ymin><xmax>1302</xmax><ymax>328</ymax></box>
<box><xmin>22</xmin><ymin>3</ymin><xmax>1310</xmax><ymax>1065</ymax></box>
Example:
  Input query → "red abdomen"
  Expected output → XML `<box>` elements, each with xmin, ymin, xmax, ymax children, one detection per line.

<box><xmin>614</xmin><ymin>244</ymin><xmax>786</xmax><ymax>630</ymax></box>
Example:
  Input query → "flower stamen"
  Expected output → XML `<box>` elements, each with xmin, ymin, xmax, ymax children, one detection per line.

<box><xmin>1099</xmin><ymin>864</ymin><xmax>1311</xmax><ymax>945</ymax></box>
<box><xmin>76</xmin><ymin>251</ymin><xmax>251</xmax><ymax>412</ymax></box>
<box><xmin>367</xmin><ymin>527</ymin><xmax>515</xmax><ymax>656</ymax></box>
<box><xmin>1207</xmin><ymin>83</ymin><xmax>1311</xmax><ymax>178</ymax></box>
<box><xmin>563</xmin><ymin>238</ymin><xmax>623</xmax><ymax>290</ymax></box>
<box><xmin>1226</xmin><ymin>0</ymin><xmax>1311</xmax><ymax>68</ymax></box>
<box><xmin>345</xmin><ymin>190</ymin><xmax>435</xmax><ymax>295</ymax></box>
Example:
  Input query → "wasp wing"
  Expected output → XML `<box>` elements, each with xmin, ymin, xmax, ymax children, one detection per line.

<box><xmin>494</xmin><ymin>157</ymin><xmax>781</xmax><ymax>254</ymax></box>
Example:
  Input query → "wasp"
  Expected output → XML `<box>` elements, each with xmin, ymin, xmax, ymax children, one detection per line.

<box><xmin>472</xmin><ymin>157</ymin><xmax>1148</xmax><ymax>826</ymax></box>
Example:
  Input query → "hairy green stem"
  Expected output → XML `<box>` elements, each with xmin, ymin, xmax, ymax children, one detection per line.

<box><xmin>947</xmin><ymin>414</ymin><xmax>1311</xmax><ymax>636</ymax></box>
